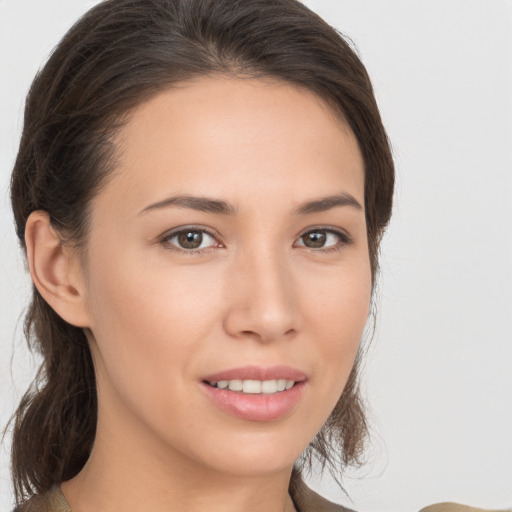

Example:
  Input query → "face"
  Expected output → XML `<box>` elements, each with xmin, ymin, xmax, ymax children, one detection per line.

<box><xmin>80</xmin><ymin>77</ymin><xmax>371</xmax><ymax>478</ymax></box>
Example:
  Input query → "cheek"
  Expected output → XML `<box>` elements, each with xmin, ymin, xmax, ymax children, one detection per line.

<box><xmin>83</xmin><ymin>251</ymin><xmax>225</xmax><ymax>394</ymax></box>
<box><xmin>306</xmin><ymin>256</ymin><xmax>371</xmax><ymax>334</ymax></box>
<box><xmin>303</xmin><ymin>258</ymin><xmax>371</xmax><ymax>393</ymax></box>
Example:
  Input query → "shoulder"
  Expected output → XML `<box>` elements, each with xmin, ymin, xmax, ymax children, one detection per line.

<box><xmin>289</xmin><ymin>473</ymin><xmax>356</xmax><ymax>512</ymax></box>
<box><xmin>13</xmin><ymin>487</ymin><xmax>71</xmax><ymax>512</ymax></box>
<box><xmin>419</xmin><ymin>503</ymin><xmax>512</xmax><ymax>512</ymax></box>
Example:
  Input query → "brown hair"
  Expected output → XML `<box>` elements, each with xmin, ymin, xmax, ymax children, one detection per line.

<box><xmin>9</xmin><ymin>0</ymin><xmax>394</xmax><ymax>504</ymax></box>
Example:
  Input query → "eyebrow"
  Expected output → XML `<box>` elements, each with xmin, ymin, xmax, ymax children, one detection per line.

<box><xmin>294</xmin><ymin>193</ymin><xmax>362</xmax><ymax>214</ymax></box>
<box><xmin>139</xmin><ymin>192</ymin><xmax>362</xmax><ymax>216</ymax></box>
<box><xmin>139</xmin><ymin>195</ymin><xmax>237</xmax><ymax>216</ymax></box>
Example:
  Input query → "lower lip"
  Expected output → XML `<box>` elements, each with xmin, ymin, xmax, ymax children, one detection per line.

<box><xmin>200</xmin><ymin>381</ymin><xmax>306</xmax><ymax>422</ymax></box>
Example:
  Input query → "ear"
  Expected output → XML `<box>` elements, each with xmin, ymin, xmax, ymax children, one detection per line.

<box><xmin>25</xmin><ymin>211</ymin><xmax>91</xmax><ymax>328</ymax></box>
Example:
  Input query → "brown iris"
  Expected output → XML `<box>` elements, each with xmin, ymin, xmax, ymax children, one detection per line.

<box><xmin>302</xmin><ymin>230</ymin><xmax>327</xmax><ymax>248</ymax></box>
<box><xmin>177</xmin><ymin>230</ymin><xmax>203</xmax><ymax>249</ymax></box>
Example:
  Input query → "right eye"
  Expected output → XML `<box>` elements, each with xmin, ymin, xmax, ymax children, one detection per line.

<box><xmin>161</xmin><ymin>228</ymin><xmax>220</xmax><ymax>252</ymax></box>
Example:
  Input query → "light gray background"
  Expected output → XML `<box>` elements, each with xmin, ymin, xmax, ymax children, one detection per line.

<box><xmin>1</xmin><ymin>1</ymin><xmax>511</xmax><ymax>511</ymax></box>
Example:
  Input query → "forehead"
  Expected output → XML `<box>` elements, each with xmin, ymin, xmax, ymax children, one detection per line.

<box><xmin>96</xmin><ymin>76</ymin><xmax>364</xmax><ymax>217</ymax></box>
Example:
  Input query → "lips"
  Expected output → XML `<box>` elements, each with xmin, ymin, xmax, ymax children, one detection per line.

<box><xmin>200</xmin><ymin>365</ymin><xmax>307</xmax><ymax>421</ymax></box>
<box><xmin>202</xmin><ymin>365</ymin><xmax>307</xmax><ymax>383</ymax></box>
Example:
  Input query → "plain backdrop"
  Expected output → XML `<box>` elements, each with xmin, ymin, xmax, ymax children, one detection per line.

<box><xmin>1</xmin><ymin>1</ymin><xmax>511</xmax><ymax>511</ymax></box>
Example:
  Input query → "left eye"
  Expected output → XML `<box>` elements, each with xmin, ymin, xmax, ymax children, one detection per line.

<box><xmin>295</xmin><ymin>229</ymin><xmax>346</xmax><ymax>249</ymax></box>
<box><xmin>163</xmin><ymin>229</ymin><xmax>218</xmax><ymax>250</ymax></box>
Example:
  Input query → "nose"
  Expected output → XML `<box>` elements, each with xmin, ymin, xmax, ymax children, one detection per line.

<box><xmin>222</xmin><ymin>248</ymin><xmax>298</xmax><ymax>343</ymax></box>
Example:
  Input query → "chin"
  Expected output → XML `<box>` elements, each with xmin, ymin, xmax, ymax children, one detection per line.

<box><xmin>177</xmin><ymin>419</ymin><xmax>315</xmax><ymax>478</ymax></box>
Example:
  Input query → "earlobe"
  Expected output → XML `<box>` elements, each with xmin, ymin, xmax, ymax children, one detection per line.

<box><xmin>25</xmin><ymin>211</ymin><xmax>91</xmax><ymax>328</ymax></box>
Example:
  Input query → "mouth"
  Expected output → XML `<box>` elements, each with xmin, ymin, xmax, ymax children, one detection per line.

<box><xmin>204</xmin><ymin>379</ymin><xmax>297</xmax><ymax>394</ymax></box>
<box><xmin>200</xmin><ymin>365</ymin><xmax>307</xmax><ymax>421</ymax></box>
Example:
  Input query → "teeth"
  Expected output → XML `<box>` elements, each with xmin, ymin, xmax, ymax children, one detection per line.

<box><xmin>210</xmin><ymin>379</ymin><xmax>297</xmax><ymax>394</ymax></box>
<box><xmin>228</xmin><ymin>380</ymin><xmax>243</xmax><ymax>391</ymax></box>
<box><xmin>261</xmin><ymin>380</ymin><xmax>277</xmax><ymax>394</ymax></box>
<box><xmin>243</xmin><ymin>380</ymin><xmax>261</xmax><ymax>394</ymax></box>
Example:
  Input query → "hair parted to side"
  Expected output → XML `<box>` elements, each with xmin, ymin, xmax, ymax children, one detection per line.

<box><xmin>9</xmin><ymin>0</ymin><xmax>394</xmax><ymax>504</ymax></box>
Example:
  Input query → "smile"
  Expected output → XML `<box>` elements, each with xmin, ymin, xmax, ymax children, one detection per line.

<box><xmin>206</xmin><ymin>379</ymin><xmax>296</xmax><ymax>394</ymax></box>
<box><xmin>200</xmin><ymin>366</ymin><xmax>307</xmax><ymax>421</ymax></box>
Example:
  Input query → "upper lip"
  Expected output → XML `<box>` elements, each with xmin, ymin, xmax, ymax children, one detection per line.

<box><xmin>202</xmin><ymin>365</ymin><xmax>307</xmax><ymax>383</ymax></box>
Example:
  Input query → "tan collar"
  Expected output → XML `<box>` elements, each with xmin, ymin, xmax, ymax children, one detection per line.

<box><xmin>289</xmin><ymin>473</ymin><xmax>356</xmax><ymax>512</ymax></box>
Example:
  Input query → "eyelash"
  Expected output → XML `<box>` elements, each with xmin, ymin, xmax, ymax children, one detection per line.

<box><xmin>159</xmin><ymin>226</ymin><xmax>222</xmax><ymax>255</ymax></box>
<box><xmin>296</xmin><ymin>226</ymin><xmax>354</xmax><ymax>253</ymax></box>
<box><xmin>159</xmin><ymin>225</ymin><xmax>353</xmax><ymax>255</ymax></box>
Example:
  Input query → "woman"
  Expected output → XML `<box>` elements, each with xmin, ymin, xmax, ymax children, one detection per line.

<box><xmin>5</xmin><ymin>1</ymin><xmax>506</xmax><ymax>511</ymax></box>
<box><xmin>7</xmin><ymin>1</ymin><xmax>391</xmax><ymax>510</ymax></box>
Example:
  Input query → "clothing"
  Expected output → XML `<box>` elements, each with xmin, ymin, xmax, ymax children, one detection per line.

<box><xmin>13</xmin><ymin>487</ymin><xmax>70</xmax><ymax>512</ymax></box>
<box><xmin>419</xmin><ymin>504</ymin><xmax>512</xmax><ymax>512</ymax></box>
<box><xmin>13</xmin><ymin>485</ymin><xmax>512</xmax><ymax>512</ymax></box>
<box><xmin>290</xmin><ymin>473</ymin><xmax>355</xmax><ymax>511</ymax></box>
<box><xmin>12</xmin><ymin>481</ymin><xmax>353</xmax><ymax>512</ymax></box>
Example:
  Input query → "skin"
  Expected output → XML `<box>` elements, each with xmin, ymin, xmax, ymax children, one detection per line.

<box><xmin>26</xmin><ymin>77</ymin><xmax>371</xmax><ymax>512</ymax></box>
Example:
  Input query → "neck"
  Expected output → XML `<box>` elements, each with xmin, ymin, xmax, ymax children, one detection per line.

<box><xmin>61</xmin><ymin>398</ymin><xmax>297</xmax><ymax>512</ymax></box>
